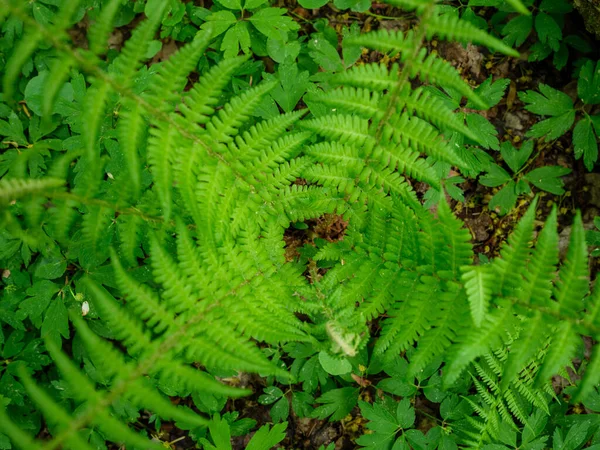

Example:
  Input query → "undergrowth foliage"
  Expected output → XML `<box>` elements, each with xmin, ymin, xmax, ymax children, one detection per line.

<box><xmin>0</xmin><ymin>0</ymin><xmax>598</xmax><ymax>448</ymax></box>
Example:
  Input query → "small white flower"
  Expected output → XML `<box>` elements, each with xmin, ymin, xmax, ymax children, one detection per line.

<box><xmin>81</xmin><ymin>301</ymin><xmax>90</xmax><ymax>316</ymax></box>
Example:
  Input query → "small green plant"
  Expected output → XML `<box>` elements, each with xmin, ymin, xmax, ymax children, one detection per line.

<box><xmin>480</xmin><ymin>139</ymin><xmax>570</xmax><ymax>215</ymax></box>
<box><xmin>519</xmin><ymin>59</ymin><xmax>600</xmax><ymax>170</ymax></box>
<box><xmin>499</xmin><ymin>0</ymin><xmax>593</xmax><ymax>69</ymax></box>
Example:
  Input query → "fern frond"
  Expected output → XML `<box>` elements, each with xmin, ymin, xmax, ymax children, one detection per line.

<box><xmin>146</xmin><ymin>30</ymin><xmax>212</xmax><ymax>111</ymax></box>
<box><xmin>147</xmin><ymin>121</ymin><xmax>180</xmax><ymax>220</ymax></box>
<box><xmin>301</xmin><ymin>114</ymin><xmax>375</xmax><ymax>147</ymax></box>
<box><xmin>402</xmin><ymin>87</ymin><xmax>481</xmax><ymax>144</ymax></box>
<box><xmin>84</xmin><ymin>277</ymin><xmax>153</xmax><ymax>356</ymax></box>
<box><xmin>333</xmin><ymin>63</ymin><xmax>397</xmax><ymax>91</ymax></box>
<box><xmin>437</xmin><ymin>196</ymin><xmax>473</xmax><ymax>276</ymax></box>
<box><xmin>461</xmin><ymin>265</ymin><xmax>493</xmax><ymax>327</ymax></box>
<box><xmin>370</xmin><ymin>143</ymin><xmax>440</xmax><ymax>189</ymax></box>
<box><xmin>111</xmin><ymin>7</ymin><xmax>167</xmax><ymax>87</ymax></box>
<box><xmin>2</xmin><ymin>0</ymin><xmax>82</xmax><ymax>100</ymax></box>
<box><xmin>18</xmin><ymin>368</ymin><xmax>99</xmax><ymax>450</ymax></box>
<box><xmin>181</xmin><ymin>55</ymin><xmax>249</xmax><ymax>125</ymax></box>
<box><xmin>520</xmin><ymin>207</ymin><xmax>558</xmax><ymax>307</ymax></box>
<box><xmin>409</xmin><ymin>49</ymin><xmax>486</xmax><ymax>109</ymax></box>
<box><xmin>493</xmin><ymin>198</ymin><xmax>538</xmax><ymax>297</ymax></box>
<box><xmin>0</xmin><ymin>177</ymin><xmax>63</xmax><ymax>204</ymax></box>
<box><xmin>308</xmin><ymin>87</ymin><xmax>384</xmax><ymax>120</ymax></box>
<box><xmin>88</xmin><ymin>0</ymin><xmax>122</xmax><ymax>55</ymax></box>
<box><xmin>424</xmin><ymin>13</ymin><xmax>519</xmax><ymax>57</ymax></box>
<box><xmin>444</xmin><ymin>303</ymin><xmax>516</xmax><ymax>386</ymax></box>
<box><xmin>117</xmin><ymin>98</ymin><xmax>145</xmax><ymax>196</ymax></box>
<box><xmin>111</xmin><ymin>250</ymin><xmax>176</xmax><ymax>335</ymax></box>
<box><xmin>206</xmin><ymin>81</ymin><xmax>278</xmax><ymax>144</ymax></box>
<box><xmin>554</xmin><ymin>211</ymin><xmax>589</xmax><ymax>316</ymax></box>
<box><xmin>44</xmin><ymin>340</ymin><xmax>176</xmax><ymax>447</ymax></box>
<box><xmin>344</xmin><ymin>29</ymin><xmax>417</xmax><ymax>56</ymax></box>
<box><xmin>0</xmin><ymin>405</ymin><xmax>43</xmax><ymax>450</ymax></box>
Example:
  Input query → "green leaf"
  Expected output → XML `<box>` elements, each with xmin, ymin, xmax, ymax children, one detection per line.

<box><xmin>468</xmin><ymin>77</ymin><xmax>510</xmax><ymax>110</ymax></box>
<box><xmin>221</xmin><ymin>21</ymin><xmax>251</xmax><ymax>58</ymax></box>
<box><xmin>318</xmin><ymin>351</ymin><xmax>352</xmax><ymax>375</ymax></box>
<box><xmin>465</xmin><ymin>113</ymin><xmax>499</xmax><ymax>149</ymax></box>
<box><xmin>312</xmin><ymin>387</ymin><xmax>358</xmax><ymax>421</ymax></box>
<box><xmin>270</xmin><ymin>396</ymin><xmax>289</xmax><ymax>422</ymax></box>
<box><xmin>396</xmin><ymin>398</ymin><xmax>415</xmax><ymax>429</ymax></box>
<box><xmin>267</xmin><ymin>38</ymin><xmax>301</xmax><ymax>64</ymax></box>
<box><xmin>215</xmin><ymin>0</ymin><xmax>242</xmax><ymax>10</ymax></box>
<box><xmin>244</xmin><ymin>0</ymin><xmax>268</xmax><ymax>9</ymax></box>
<box><xmin>489</xmin><ymin>181</ymin><xmax>518</xmax><ymax>215</ymax></box>
<box><xmin>535</xmin><ymin>12</ymin><xmax>561</xmax><ymax>51</ymax></box>
<box><xmin>308</xmin><ymin>34</ymin><xmax>344</xmax><ymax>73</ymax></box>
<box><xmin>526</xmin><ymin>111</ymin><xmax>575</xmax><ymax>140</ymax></box>
<box><xmin>202</xmin><ymin>11</ymin><xmax>237</xmax><ymax>36</ymax></box>
<box><xmin>41</xmin><ymin>297</ymin><xmax>69</xmax><ymax>348</ymax></box>
<box><xmin>21</xmin><ymin>281</ymin><xmax>60</xmax><ymax>326</ymax></box>
<box><xmin>573</xmin><ymin>117</ymin><xmax>598</xmax><ymax>170</ymax></box>
<box><xmin>333</xmin><ymin>0</ymin><xmax>370</xmax><ymax>12</ymax></box>
<box><xmin>540</xmin><ymin>0</ymin><xmax>572</xmax><ymax>13</ymax></box>
<box><xmin>480</xmin><ymin>164</ymin><xmax>512</xmax><ymax>187</ymax></box>
<box><xmin>298</xmin><ymin>0</ymin><xmax>329</xmax><ymax>8</ymax></box>
<box><xmin>461</xmin><ymin>265</ymin><xmax>492</xmax><ymax>327</ymax></box>
<box><xmin>257</xmin><ymin>386</ymin><xmax>284</xmax><ymax>405</ymax></box>
<box><xmin>501</xmin><ymin>15</ymin><xmax>533</xmax><ymax>47</ymax></box>
<box><xmin>578</xmin><ymin>60</ymin><xmax>600</xmax><ymax>105</ymax></box>
<box><xmin>248</xmin><ymin>8</ymin><xmax>299</xmax><ymax>40</ymax></box>
<box><xmin>291</xmin><ymin>391</ymin><xmax>314</xmax><ymax>417</ymax></box>
<box><xmin>269</xmin><ymin>63</ymin><xmax>309</xmax><ymax>112</ymax></box>
<box><xmin>523</xmin><ymin>166</ymin><xmax>571</xmax><ymax>194</ymax></box>
<box><xmin>357</xmin><ymin>400</ymin><xmax>398</xmax><ymax>449</ymax></box>
<box><xmin>246</xmin><ymin>423</ymin><xmax>287</xmax><ymax>450</ymax></box>
<box><xmin>34</xmin><ymin>254</ymin><xmax>67</xmax><ymax>280</ymax></box>
<box><xmin>501</xmin><ymin>139</ymin><xmax>534</xmax><ymax>173</ymax></box>
<box><xmin>519</xmin><ymin>84</ymin><xmax>573</xmax><ymax>117</ymax></box>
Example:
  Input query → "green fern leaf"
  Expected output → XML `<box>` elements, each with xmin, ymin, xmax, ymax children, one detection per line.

<box><xmin>461</xmin><ymin>265</ymin><xmax>493</xmax><ymax>327</ymax></box>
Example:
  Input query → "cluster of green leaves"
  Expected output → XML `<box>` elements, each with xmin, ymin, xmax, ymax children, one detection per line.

<box><xmin>519</xmin><ymin>59</ymin><xmax>600</xmax><ymax>170</ymax></box>
<box><xmin>480</xmin><ymin>139</ymin><xmax>570</xmax><ymax>215</ymax></box>
<box><xmin>1</xmin><ymin>0</ymin><xmax>599</xmax><ymax>449</ymax></box>
<box><xmin>483</xmin><ymin>0</ymin><xmax>593</xmax><ymax>69</ymax></box>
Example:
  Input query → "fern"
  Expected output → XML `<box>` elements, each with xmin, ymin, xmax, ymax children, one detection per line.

<box><xmin>1</xmin><ymin>0</ymin><xmax>597</xmax><ymax>448</ymax></box>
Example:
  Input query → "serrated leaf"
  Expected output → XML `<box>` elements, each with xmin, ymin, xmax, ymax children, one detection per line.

<box><xmin>257</xmin><ymin>386</ymin><xmax>283</xmax><ymax>405</ymax></box>
<box><xmin>468</xmin><ymin>77</ymin><xmax>510</xmax><ymax>110</ymax></box>
<box><xmin>311</xmin><ymin>387</ymin><xmax>358</xmax><ymax>421</ymax></box>
<box><xmin>489</xmin><ymin>181</ymin><xmax>518</xmax><ymax>215</ymax></box>
<box><xmin>465</xmin><ymin>113</ymin><xmax>499</xmax><ymax>149</ymax></box>
<box><xmin>480</xmin><ymin>164</ymin><xmax>512</xmax><ymax>187</ymax></box>
<box><xmin>221</xmin><ymin>21</ymin><xmax>251</xmax><ymax>58</ymax></box>
<box><xmin>526</xmin><ymin>111</ymin><xmax>575</xmax><ymax>140</ymax></box>
<box><xmin>573</xmin><ymin>117</ymin><xmax>598</xmax><ymax>170</ymax></box>
<box><xmin>523</xmin><ymin>166</ymin><xmax>570</xmax><ymax>194</ymax></box>
<box><xmin>578</xmin><ymin>60</ymin><xmax>600</xmax><ymax>105</ymax></box>
<box><xmin>501</xmin><ymin>15</ymin><xmax>533</xmax><ymax>48</ymax></box>
<box><xmin>246</xmin><ymin>423</ymin><xmax>287</xmax><ymax>450</ymax></box>
<box><xmin>501</xmin><ymin>139</ymin><xmax>534</xmax><ymax>173</ymax></box>
<box><xmin>308</xmin><ymin>34</ymin><xmax>344</xmax><ymax>73</ymax></box>
<box><xmin>270</xmin><ymin>396</ymin><xmax>289</xmax><ymax>422</ymax></box>
<box><xmin>248</xmin><ymin>8</ymin><xmax>299</xmax><ymax>40</ymax></box>
<box><xmin>41</xmin><ymin>297</ymin><xmax>69</xmax><ymax>348</ymax></box>
<box><xmin>202</xmin><ymin>11</ymin><xmax>237</xmax><ymax>36</ymax></box>
<box><xmin>535</xmin><ymin>12</ymin><xmax>561</xmax><ymax>51</ymax></box>
<box><xmin>520</xmin><ymin>84</ymin><xmax>573</xmax><ymax>116</ymax></box>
